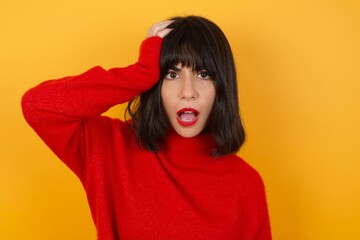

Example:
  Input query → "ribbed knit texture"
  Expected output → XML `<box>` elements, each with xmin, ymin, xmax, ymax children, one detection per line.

<box><xmin>22</xmin><ymin>36</ymin><xmax>271</xmax><ymax>240</ymax></box>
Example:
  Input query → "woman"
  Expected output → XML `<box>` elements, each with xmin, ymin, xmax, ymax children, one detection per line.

<box><xmin>22</xmin><ymin>16</ymin><xmax>271</xmax><ymax>239</ymax></box>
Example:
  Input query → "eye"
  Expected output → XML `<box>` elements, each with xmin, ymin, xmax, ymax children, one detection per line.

<box><xmin>197</xmin><ymin>71</ymin><xmax>212</xmax><ymax>80</ymax></box>
<box><xmin>164</xmin><ymin>71</ymin><xmax>179</xmax><ymax>80</ymax></box>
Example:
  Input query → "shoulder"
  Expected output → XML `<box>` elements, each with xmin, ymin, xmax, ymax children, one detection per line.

<box><xmin>220</xmin><ymin>154</ymin><xmax>266</xmax><ymax>191</ymax></box>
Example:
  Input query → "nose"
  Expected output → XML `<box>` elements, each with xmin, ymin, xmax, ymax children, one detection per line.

<box><xmin>178</xmin><ymin>75</ymin><xmax>198</xmax><ymax>100</ymax></box>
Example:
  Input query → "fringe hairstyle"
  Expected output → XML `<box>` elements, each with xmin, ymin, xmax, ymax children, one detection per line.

<box><xmin>126</xmin><ymin>16</ymin><xmax>245</xmax><ymax>156</ymax></box>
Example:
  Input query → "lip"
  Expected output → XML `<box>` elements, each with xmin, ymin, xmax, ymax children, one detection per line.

<box><xmin>176</xmin><ymin>108</ymin><xmax>200</xmax><ymax>127</ymax></box>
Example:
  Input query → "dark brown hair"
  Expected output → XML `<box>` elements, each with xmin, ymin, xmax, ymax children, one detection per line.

<box><xmin>126</xmin><ymin>15</ymin><xmax>245</xmax><ymax>156</ymax></box>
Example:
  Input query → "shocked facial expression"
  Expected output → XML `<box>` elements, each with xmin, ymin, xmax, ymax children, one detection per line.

<box><xmin>161</xmin><ymin>64</ymin><xmax>216</xmax><ymax>138</ymax></box>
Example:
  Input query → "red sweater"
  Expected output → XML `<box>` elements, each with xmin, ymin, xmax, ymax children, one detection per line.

<box><xmin>22</xmin><ymin>37</ymin><xmax>271</xmax><ymax>239</ymax></box>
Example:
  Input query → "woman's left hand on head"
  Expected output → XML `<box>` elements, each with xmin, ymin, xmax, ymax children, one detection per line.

<box><xmin>146</xmin><ymin>20</ymin><xmax>174</xmax><ymax>39</ymax></box>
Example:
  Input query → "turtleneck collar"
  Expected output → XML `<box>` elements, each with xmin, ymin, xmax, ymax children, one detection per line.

<box><xmin>161</xmin><ymin>128</ymin><xmax>216</xmax><ymax>156</ymax></box>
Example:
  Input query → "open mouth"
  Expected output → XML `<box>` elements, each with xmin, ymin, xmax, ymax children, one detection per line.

<box><xmin>176</xmin><ymin>108</ymin><xmax>200</xmax><ymax>127</ymax></box>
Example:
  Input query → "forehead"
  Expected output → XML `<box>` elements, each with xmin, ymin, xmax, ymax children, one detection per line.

<box><xmin>160</xmin><ymin>27</ymin><xmax>219</xmax><ymax>75</ymax></box>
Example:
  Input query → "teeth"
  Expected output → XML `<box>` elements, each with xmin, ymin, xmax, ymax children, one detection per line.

<box><xmin>179</xmin><ymin>111</ymin><xmax>198</xmax><ymax>117</ymax></box>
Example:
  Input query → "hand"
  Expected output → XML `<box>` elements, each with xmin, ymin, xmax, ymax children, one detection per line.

<box><xmin>146</xmin><ymin>20</ymin><xmax>174</xmax><ymax>38</ymax></box>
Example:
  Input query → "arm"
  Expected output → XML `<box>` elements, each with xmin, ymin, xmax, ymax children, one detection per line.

<box><xmin>22</xmin><ymin>37</ymin><xmax>163</xmax><ymax>120</ymax></box>
<box><xmin>254</xmin><ymin>177</ymin><xmax>272</xmax><ymax>240</ymax></box>
<box><xmin>21</xmin><ymin>21</ymin><xmax>174</xmax><ymax>181</ymax></box>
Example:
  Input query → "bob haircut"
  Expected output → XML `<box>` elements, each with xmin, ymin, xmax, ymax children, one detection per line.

<box><xmin>126</xmin><ymin>15</ymin><xmax>245</xmax><ymax>156</ymax></box>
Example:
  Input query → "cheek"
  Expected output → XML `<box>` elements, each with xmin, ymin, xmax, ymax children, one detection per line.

<box><xmin>204</xmin><ymin>88</ymin><xmax>216</xmax><ymax>119</ymax></box>
<box><xmin>205</xmin><ymin>85</ymin><xmax>216</xmax><ymax>108</ymax></box>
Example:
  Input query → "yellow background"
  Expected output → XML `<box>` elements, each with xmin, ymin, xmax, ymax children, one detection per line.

<box><xmin>1</xmin><ymin>0</ymin><xmax>359</xmax><ymax>239</ymax></box>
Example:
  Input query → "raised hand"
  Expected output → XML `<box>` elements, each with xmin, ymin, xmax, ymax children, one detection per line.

<box><xmin>146</xmin><ymin>20</ymin><xmax>174</xmax><ymax>38</ymax></box>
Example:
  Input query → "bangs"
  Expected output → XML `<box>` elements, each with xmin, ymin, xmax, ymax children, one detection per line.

<box><xmin>127</xmin><ymin>15</ymin><xmax>244</xmax><ymax>155</ymax></box>
<box><xmin>161</xmin><ymin>41</ymin><xmax>206</xmax><ymax>71</ymax></box>
<box><xmin>160</xmin><ymin>21</ymin><xmax>216</xmax><ymax>76</ymax></box>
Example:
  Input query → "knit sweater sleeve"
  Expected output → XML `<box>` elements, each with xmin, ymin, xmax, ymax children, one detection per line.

<box><xmin>254</xmin><ymin>175</ymin><xmax>272</xmax><ymax>239</ymax></box>
<box><xmin>21</xmin><ymin>36</ymin><xmax>163</xmax><ymax>182</ymax></box>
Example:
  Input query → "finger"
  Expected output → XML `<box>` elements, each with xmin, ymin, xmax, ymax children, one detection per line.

<box><xmin>152</xmin><ymin>20</ymin><xmax>174</xmax><ymax>31</ymax></box>
<box><xmin>146</xmin><ymin>20</ymin><xmax>175</xmax><ymax>38</ymax></box>
<box><xmin>156</xmin><ymin>28</ymin><xmax>173</xmax><ymax>38</ymax></box>
<box><xmin>147</xmin><ymin>20</ymin><xmax>174</xmax><ymax>37</ymax></box>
